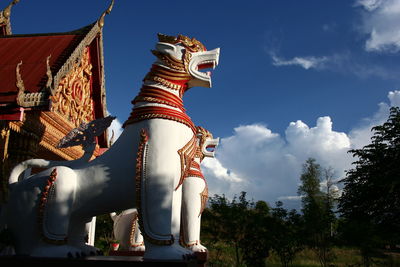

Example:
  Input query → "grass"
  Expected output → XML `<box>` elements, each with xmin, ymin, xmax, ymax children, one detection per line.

<box><xmin>205</xmin><ymin>245</ymin><xmax>400</xmax><ymax>267</ymax></box>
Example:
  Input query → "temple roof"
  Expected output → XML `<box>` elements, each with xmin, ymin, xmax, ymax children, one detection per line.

<box><xmin>0</xmin><ymin>26</ymin><xmax>91</xmax><ymax>106</ymax></box>
<box><xmin>0</xmin><ymin>0</ymin><xmax>114</xmax><ymax>116</ymax></box>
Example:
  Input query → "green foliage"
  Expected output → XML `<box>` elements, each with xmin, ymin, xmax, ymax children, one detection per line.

<box><xmin>338</xmin><ymin>107</ymin><xmax>400</xmax><ymax>265</ymax></box>
<box><xmin>298</xmin><ymin>158</ymin><xmax>337</xmax><ymax>267</ymax></box>
<box><xmin>270</xmin><ymin>201</ymin><xmax>303</xmax><ymax>267</ymax></box>
<box><xmin>202</xmin><ymin>192</ymin><xmax>272</xmax><ymax>267</ymax></box>
<box><xmin>94</xmin><ymin>213</ymin><xmax>115</xmax><ymax>254</ymax></box>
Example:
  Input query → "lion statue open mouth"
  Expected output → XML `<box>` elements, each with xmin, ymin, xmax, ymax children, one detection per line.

<box><xmin>2</xmin><ymin>33</ymin><xmax>220</xmax><ymax>260</ymax></box>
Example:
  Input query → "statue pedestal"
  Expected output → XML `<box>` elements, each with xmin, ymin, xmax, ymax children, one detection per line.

<box><xmin>108</xmin><ymin>250</ymin><xmax>208</xmax><ymax>266</ymax></box>
<box><xmin>0</xmin><ymin>255</ymin><xmax>199</xmax><ymax>266</ymax></box>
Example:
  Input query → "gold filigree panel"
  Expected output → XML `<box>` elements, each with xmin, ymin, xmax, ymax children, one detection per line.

<box><xmin>51</xmin><ymin>47</ymin><xmax>94</xmax><ymax>128</ymax></box>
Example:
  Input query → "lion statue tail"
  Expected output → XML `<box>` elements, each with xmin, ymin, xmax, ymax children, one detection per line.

<box><xmin>8</xmin><ymin>159</ymin><xmax>53</xmax><ymax>185</ymax></box>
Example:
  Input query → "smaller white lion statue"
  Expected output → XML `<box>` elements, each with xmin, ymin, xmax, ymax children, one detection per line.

<box><xmin>110</xmin><ymin>126</ymin><xmax>218</xmax><ymax>253</ymax></box>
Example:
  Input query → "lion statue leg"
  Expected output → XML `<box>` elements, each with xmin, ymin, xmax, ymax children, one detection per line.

<box><xmin>7</xmin><ymin>166</ymin><xmax>86</xmax><ymax>257</ymax></box>
<box><xmin>181</xmin><ymin>176</ymin><xmax>208</xmax><ymax>252</ymax></box>
<box><xmin>137</xmin><ymin>121</ymin><xmax>194</xmax><ymax>260</ymax></box>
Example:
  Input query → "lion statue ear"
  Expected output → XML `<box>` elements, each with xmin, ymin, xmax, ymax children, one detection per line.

<box><xmin>155</xmin><ymin>42</ymin><xmax>180</xmax><ymax>54</ymax></box>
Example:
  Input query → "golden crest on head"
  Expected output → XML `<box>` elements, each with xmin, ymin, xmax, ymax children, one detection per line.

<box><xmin>157</xmin><ymin>33</ymin><xmax>206</xmax><ymax>52</ymax></box>
<box><xmin>196</xmin><ymin>126</ymin><xmax>213</xmax><ymax>144</ymax></box>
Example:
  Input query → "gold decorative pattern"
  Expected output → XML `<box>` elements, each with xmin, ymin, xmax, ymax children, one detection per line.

<box><xmin>157</xmin><ymin>33</ymin><xmax>206</xmax><ymax>53</ymax></box>
<box><xmin>38</xmin><ymin>168</ymin><xmax>68</xmax><ymax>245</ymax></box>
<box><xmin>199</xmin><ymin>183</ymin><xmax>208</xmax><ymax>217</ymax></box>
<box><xmin>135</xmin><ymin>129</ymin><xmax>174</xmax><ymax>246</ymax></box>
<box><xmin>129</xmin><ymin>212</ymin><xmax>144</xmax><ymax>247</ymax></box>
<box><xmin>15</xmin><ymin>61</ymin><xmax>49</xmax><ymax>107</ymax></box>
<box><xmin>151</xmin><ymin>50</ymin><xmax>185</xmax><ymax>71</ymax></box>
<box><xmin>51</xmin><ymin>47</ymin><xmax>94</xmax><ymax>128</ymax></box>
<box><xmin>45</xmin><ymin>55</ymin><xmax>53</xmax><ymax>89</ymax></box>
<box><xmin>176</xmin><ymin>134</ymin><xmax>197</xmax><ymax>190</ymax></box>
<box><xmin>97</xmin><ymin>0</ymin><xmax>114</xmax><ymax>28</ymax></box>
<box><xmin>0</xmin><ymin>0</ymin><xmax>19</xmax><ymax>35</ymax></box>
<box><xmin>145</xmin><ymin>75</ymin><xmax>182</xmax><ymax>91</ymax></box>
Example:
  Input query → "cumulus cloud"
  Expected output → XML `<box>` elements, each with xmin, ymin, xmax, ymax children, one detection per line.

<box><xmin>356</xmin><ymin>0</ymin><xmax>400</xmax><ymax>52</ymax></box>
<box><xmin>203</xmin><ymin>119</ymin><xmax>352</xmax><ymax>206</ymax></box>
<box><xmin>270</xmin><ymin>52</ymin><xmax>328</xmax><ymax>70</ymax></box>
<box><xmin>349</xmin><ymin>90</ymin><xmax>400</xmax><ymax>148</ymax></box>
<box><xmin>202</xmin><ymin>91</ymin><xmax>400</xmax><ymax>207</ymax></box>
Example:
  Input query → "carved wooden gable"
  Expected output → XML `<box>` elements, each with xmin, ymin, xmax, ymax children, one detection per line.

<box><xmin>51</xmin><ymin>47</ymin><xmax>95</xmax><ymax>128</ymax></box>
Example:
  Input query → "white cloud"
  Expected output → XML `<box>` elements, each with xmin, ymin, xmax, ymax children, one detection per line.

<box><xmin>388</xmin><ymin>90</ymin><xmax>400</xmax><ymax>106</ymax></box>
<box><xmin>355</xmin><ymin>0</ymin><xmax>384</xmax><ymax>11</ymax></box>
<box><xmin>203</xmin><ymin>91</ymin><xmax>398</xmax><ymax>206</ymax></box>
<box><xmin>269</xmin><ymin>50</ymin><xmax>400</xmax><ymax>80</ymax></box>
<box><xmin>349</xmin><ymin>90</ymin><xmax>400</xmax><ymax>148</ymax></box>
<box><xmin>270</xmin><ymin>52</ymin><xmax>328</xmax><ymax>70</ymax></box>
<box><xmin>203</xmin><ymin>118</ymin><xmax>352</xmax><ymax>206</ymax></box>
<box><xmin>356</xmin><ymin>0</ymin><xmax>400</xmax><ymax>52</ymax></box>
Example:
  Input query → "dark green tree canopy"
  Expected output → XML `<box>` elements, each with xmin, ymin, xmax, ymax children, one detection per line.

<box><xmin>339</xmin><ymin>106</ymin><xmax>400</xmax><ymax>243</ymax></box>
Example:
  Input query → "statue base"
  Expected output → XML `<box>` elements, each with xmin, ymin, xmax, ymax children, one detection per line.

<box><xmin>108</xmin><ymin>250</ymin><xmax>208</xmax><ymax>266</ymax></box>
<box><xmin>0</xmin><ymin>255</ymin><xmax>198</xmax><ymax>266</ymax></box>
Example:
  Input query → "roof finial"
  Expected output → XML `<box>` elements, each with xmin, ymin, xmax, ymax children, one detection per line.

<box><xmin>16</xmin><ymin>61</ymin><xmax>26</xmax><ymax>106</ymax></box>
<box><xmin>97</xmin><ymin>0</ymin><xmax>114</xmax><ymax>28</ymax></box>
<box><xmin>0</xmin><ymin>0</ymin><xmax>20</xmax><ymax>35</ymax></box>
<box><xmin>45</xmin><ymin>55</ymin><xmax>53</xmax><ymax>92</ymax></box>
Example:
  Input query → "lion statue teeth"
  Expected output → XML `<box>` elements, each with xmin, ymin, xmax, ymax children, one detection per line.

<box><xmin>1</xmin><ymin>33</ymin><xmax>220</xmax><ymax>260</ymax></box>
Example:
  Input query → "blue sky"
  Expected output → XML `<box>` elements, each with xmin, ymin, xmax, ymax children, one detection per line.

<box><xmin>7</xmin><ymin>0</ymin><xmax>400</xmax><ymax>208</ymax></box>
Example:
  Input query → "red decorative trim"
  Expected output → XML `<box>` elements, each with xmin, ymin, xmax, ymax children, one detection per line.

<box><xmin>176</xmin><ymin>135</ymin><xmax>197</xmax><ymax>190</ymax></box>
<box><xmin>123</xmin><ymin>106</ymin><xmax>196</xmax><ymax>134</ymax></box>
<box><xmin>199</xmin><ymin>181</ymin><xmax>209</xmax><ymax>217</ymax></box>
<box><xmin>129</xmin><ymin>212</ymin><xmax>144</xmax><ymax>247</ymax></box>
<box><xmin>135</xmin><ymin>129</ymin><xmax>174</xmax><ymax>245</ymax></box>
<box><xmin>190</xmin><ymin>161</ymin><xmax>201</xmax><ymax>170</ymax></box>
<box><xmin>133</xmin><ymin>86</ymin><xmax>185</xmax><ymax>111</ymax></box>
<box><xmin>186</xmin><ymin>169</ymin><xmax>204</xmax><ymax>179</ymax></box>
<box><xmin>0</xmin><ymin>107</ymin><xmax>24</xmax><ymax>121</ymax></box>
<box><xmin>38</xmin><ymin>168</ymin><xmax>68</xmax><ymax>245</ymax></box>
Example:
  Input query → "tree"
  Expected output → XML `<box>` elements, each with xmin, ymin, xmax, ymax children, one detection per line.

<box><xmin>298</xmin><ymin>158</ymin><xmax>336</xmax><ymax>267</ymax></box>
<box><xmin>270</xmin><ymin>201</ymin><xmax>303</xmax><ymax>267</ymax></box>
<box><xmin>202</xmin><ymin>192</ymin><xmax>254</xmax><ymax>266</ymax></box>
<box><xmin>240</xmin><ymin>200</ymin><xmax>272</xmax><ymax>267</ymax></box>
<box><xmin>202</xmin><ymin>192</ymin><xmax>272</xmax><ymax>267</ymax></box>
<box><xmin>338</xmin><ymin>107</ymin><xmax>400</xmax><ymax>265</ymax></box>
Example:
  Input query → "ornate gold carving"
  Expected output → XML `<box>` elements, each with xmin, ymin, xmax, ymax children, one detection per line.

<box><xmin>135</xmin><ymin>129</ymin><xmax>174</xmax><ymax>246</ymax></box>
<box><xmin>38</xmin><ymin>168</ymin><xmax>68</xmax><ymax>245</ymax></box>
<box><xmin>15</xmin><ymin>61</ymin><xmax>49</xmax><ymax>107</ymax></box>
<box><xmin>177</xmin><ymin>34</ymin><xmax>206</xmax><ymax>52</ymax></box>
<box><xmin>151</xmin><ymin>50</ymin><xmax>185</xmax><ymax>72</ymax></box>
<box><xmin>51</xmin><ymin>47</ymin><xmax>94</xmax><ymax>128</ymax></box>
<box><xmin>98</xmin><ymin>0</ymin><xmax>114</xmax><ymax>28</ymax></box>
<box><xmin>199</xmin><ymin>183</ymin><xmax>208</xmax><ymax>217</ymax></box>
<box><xmin>156</xmin><ymin>33</ymin><xmax>206</xmax><ymax>53</ymax></box>
<box><xmin>176</xmin><ymin>134</ymin><xmax>197</xmax><ymax>190</ymax></box>
<box><xmin>15</xmin><ymin>61</ymin><xmax>25</xmax><ymax>105</ymax></box>
<box><xmin>0</xmin><ymin>123</ymin><xmax>10</xmax><ymax>203</ymax></box>
<box><xmin>129</xmin><ymin>212</ymin><xmax>144</xmax><ymax>247</ymax></box>
<box><xmin>144</xmin><ymin>75</ymin><xmax>182</xmax><ymax>91</ymax></box>
<box><xmin>45</xmin><ymin>55</ymin><xmax>53</xmax><ymax>89</ymax></box>
<box><xmin>0</xmin><ymin>0</ymin><xmax>19</xmax><ymax>35</ymax></box>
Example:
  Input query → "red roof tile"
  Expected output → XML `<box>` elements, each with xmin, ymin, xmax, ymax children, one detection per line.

<box><xmin>0</xmin><ymin>34</ymin><xmax>82</xmax><ymax>106</ymax></box>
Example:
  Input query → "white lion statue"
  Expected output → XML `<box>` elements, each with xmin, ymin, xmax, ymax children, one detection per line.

<box><xmin>1</xmin><ymin>33</ymin><xmax>220</xmax><ymax>260</ymax></box>
<box><xmin>110</xmin><ymin>126</ymin><xmax>219</xmax><ymax>253</ymax></box>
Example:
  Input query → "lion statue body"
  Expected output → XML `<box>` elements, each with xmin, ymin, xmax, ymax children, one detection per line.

<box><xmin>2</xmin><ymin>33</ymin><xmax>220</xmax><ymax>260</ymax></box>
